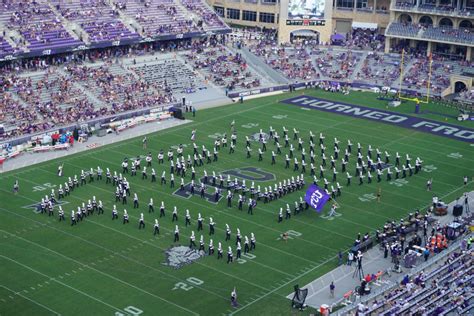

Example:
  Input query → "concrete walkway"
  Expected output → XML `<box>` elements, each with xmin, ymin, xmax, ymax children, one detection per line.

<box><xmin>287</xmin><ymin>191</ymin><xmax>474</xmax><ymax>310</ymax></box>
<box><xmin>1</xmin><ymin>119</ymin><xmax>191</xmax><ymax>173</ymax></box>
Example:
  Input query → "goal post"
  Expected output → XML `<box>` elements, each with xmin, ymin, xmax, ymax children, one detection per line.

<box><xmin>398</xmin><ymin>49</ymin><xmax>432</xmax><ymax>104</ymax></box>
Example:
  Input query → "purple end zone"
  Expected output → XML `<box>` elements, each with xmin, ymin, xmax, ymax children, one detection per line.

<box><xmin>281</xmin><ymin>96</ymin><xmax>474</xmax><ymax>144</ymax></box>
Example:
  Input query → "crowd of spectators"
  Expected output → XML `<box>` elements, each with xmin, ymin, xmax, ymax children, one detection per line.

<box><xmin>346</xmin><ymin>199</ymin><xmax>474</xmax><ymax>315</ymax></box>
<box><xmin>402</xmin><ymin>59</ymin><xmax>453</xmax><ymax>94</ymax></box>
<box><xmin>180</xmin><ymin>0</ymin><xmax>226</xmax><ymax>31</ymax></box>
<box><xmin>249</xmin><ymin>41</ymin><xmax>321</xmax><ymax>80</ymax></box>
<box><xmin>2</xmin><ymin>0</ymin><xmax>82</xmax><ymax>51</ymax></box>
<box><xmin>355</xmin><ymin>52</ymin><xmax>402</xmax><ymax>86</ymax></box>
<box><xmin>314</xmin><ymin>50</ymin><xmax>361</xmax><ymax>80</ymax></box>
<box><xmin>1</xmin><ymin>21</ymin><xmax>473</xmax><ymax>140</ymax></box>
<box><xmin>183</xmin><ymin>45</ymin><xmax>261</xmax><ymax>90</ymax></box>
<box><xmin>342</xmin><ymin>29</ymin><xmax>385</xmax><ymax>52</ymax></box>
<box><xmin>458</xmin><ymin>89</ymin><xmax>474</xmax><ymax>102</ymax></box>
<box><xmin>0</xmin><ymin>0</ymin><xmax>227</xmax><ymax>57</ymax></box>
<box><xmin>0</xmin><ymin>70</ymin><xmax>109</xmax><ymax>139</ymax></box>
<box><xmin>65</xmin><ymin>61</ymin><xmax>175</xmax><ymax>112</ymax></box>
<box><xmin>356</xmin><ymin>247</ymin><xmax>473</xmax><ymax>315</ymax></box>
<box><xmin>422</xmin><ymin>26</ymin><xmax>474</xmax><ymax>44</ymax></box>
<box><xmin>113</xmin><ymin>0</ymin><xmax>197</xmax><ymax>37</ymax></box>
<box><xmin>0</xmin><ymin>49</ymin><xmax>176</xmax><ymax>141</ymax></box>
<box><xmin>53</xmin><ymin>0</ymin><xmax>140</xmax><ymax>43</ymax></box>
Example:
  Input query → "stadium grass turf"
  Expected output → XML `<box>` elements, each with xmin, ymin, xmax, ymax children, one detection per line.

<box><xmin>0</xmin><ymin>89</ymin><xmax>472</xmax><ymax>316</ymax></box>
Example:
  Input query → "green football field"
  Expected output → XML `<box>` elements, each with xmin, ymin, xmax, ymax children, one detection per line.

<box><xmin>0</xmin><ymin>89</ymin><xmax>473</xmax><ymax>316</ymax></box>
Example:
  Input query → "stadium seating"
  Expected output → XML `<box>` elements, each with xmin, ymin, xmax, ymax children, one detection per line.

<box><xmin>422</xmin><ymin>26</ymin><xmax>474</xmax><ymax>45</ymax></box>
<box><xmin>182</xmin><ymin>45</ymin><xmax>263</xmax><ymax>90</ymax></box>
<box><xmin>342</xmin><ymin>29</ymin><xmax>385</xmax><ymax>52</ymax></box>
<box><xmin>0</xmin><ymin>69</ymin><xmax>110</xmax><ymax>139</ymax></box>
<box><xmin>0</xmin><ymin>0</ymin><xmax>228</xmax><ymax>57</ymax></box>
<box><xmin>0</xmin><ymin>36</ymin><xmax>15</xmax><ymax>57</ymax></box>
<box><xmin>356</xmin><ymin>248</ymin><xmax>474</xmax><ymax>315</ymax></box>
<box><xmin>0</xmin><ymin>2</ymin><xmax>472</xmax><ymax>141</ymax></box>
<box><xmin>456</xmin><ymin>90</ymin><xmax>474</xmax><ymax>103</ymax></box>
<box><xmin>0</xmin><ymin>1</ymin><xmax>83</xmax><ymax>51</ymax></box>
<box><xmin>180</xmin><ymin>0</ymin><xmax>226</xmax><ymax>31</ymax></box>
<box><xmin>114</xmin><ymin>0</ymin><xmax>196</xmax><ymax>37</ymax></box>
<box><xmin>313</xmin><ymin>49</ymin><xmax>363</xmax><ymax>81</ymax></box>
<box><xmin>248</xmin><ymin>42</ymin><xmax>321</xmax><ymax>80</ymax></box>
<box><xmin>52</xmin><ymin>0</ymin><xmax>140</xmax><ymax>43</ymax></box>
<box><xmin>65</xmin><ymin>62</ymin><xmax>174</xmax><ymax>111</ymax></box>
<box><xmin>386</xmin><ymin>22</ymin><xmax>420</xmax><ymax>37</ymax></box>
<box><xmin>130</xmin><ymin>58</ymin><xmax>206</xmax><ymax>94</ymax></box>
<box><xmin>355</xmin><ymin>52</ymin><xmax>403</xmax><ymax>87</ymax></box>
<box><xmin>401</xmin><ymin>60</ymin><xmax>449</xmax><ymax>95</ymax></box>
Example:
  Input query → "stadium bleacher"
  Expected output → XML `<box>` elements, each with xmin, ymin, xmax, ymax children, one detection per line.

<box><xmin>0</xmin><ymin>36</ymin><xmax>15</xmax><ymax>57</ymax></box>
<box><xmin>422</xmin><ymin>25</ymin><xmax>474</xmax><ymax>45</ymax></box>
<box><xmin>114</xmin><ymin>0</ymin><xmax>196</xmax><ymax>37</ymax></box>
<box><xmin>52</xmin><ymin>0</ymin><xmax>140</xmax><ymax>44</ymax></box>
<box><xmin>182</xmin><ymin>44</ymin><xmax>264</xmax><ymax>91</ymax></box>
<box><xmin>355</xmin><ymin>247</ymin><xmax>474</xmax><ymax>315</ymax></box>
<box><xmin>130</xmin><ymin>57</ymin><xmax>205</xmax><ymax>94</ymax></box>
<box><xmin>0</xmin><ymin>1</ymin><xmax>83</xmax><ymax>52</ymax></box>
<box><xmin>457</xmin><ymin>90</ymin><xmax>474</xmax><ymax>103</ymax></box>
<box><xmin>313</xmin><ymin>49</ymin><xmax>363</xmax><ymax>81</ymax></box>
<box><xmin>65</xmin><ymin>61</ymin><xmax>174</xmax><ymax>111</ymax></box>
<box><xmin>180</xmin><ymin>0</ymin><xmax>226</xmax><ymax>31</ymax></box>
<box><xmin>248</xmin><ymin>42</ymin><xmax>321</xmax><ymax>80</ymax></box>
<box><xmin>355</xmin><ymin>52</ymin><xmax>404</xmax><ymax>87</ymax></box>
<box><xmin>386</xmin><ymin>22</ymin><xmax>420</xmax><ymax>37</ymax></box>
<box><xmin>342</xmin><ymin>29</ymin><xmax>385</xmax><ymax>52</ymax></box>
<box><xmin>0</xmin><ymin>1</ymin><xmax>471</xmax><ymax>141</ymax></box>
<box><xmin>0</xmin><ymin>0</ymin><xmax>229</xmax><ymax>60</ymax></box>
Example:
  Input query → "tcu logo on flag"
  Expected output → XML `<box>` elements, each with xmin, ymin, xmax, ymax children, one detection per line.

<box><xmin>304</xmin><ymin>184</ymin><xmax>330</xmax><ymax>212</ymax></box>
<box><xmin>310</xmin><ymin>190</ymin><xmax>323</xmax><ymax>205</ymax></box>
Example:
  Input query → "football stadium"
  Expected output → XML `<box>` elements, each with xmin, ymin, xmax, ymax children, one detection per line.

<box><xmin>0</xmin><ymin>0</ymin><xmax>473</xmax><ymax>315</ymax></box>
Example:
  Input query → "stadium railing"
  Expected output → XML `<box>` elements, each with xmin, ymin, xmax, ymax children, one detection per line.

<box><xmin>333</xmin><ymin>233</ymin><xmax>473</xmax><ymax>315</ymax></box>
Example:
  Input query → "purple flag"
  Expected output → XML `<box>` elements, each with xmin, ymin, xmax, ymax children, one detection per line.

<box><xmin>304</xmin><ymin>184</ymin><xmax>330</xmax><ymax>212</ymax></box>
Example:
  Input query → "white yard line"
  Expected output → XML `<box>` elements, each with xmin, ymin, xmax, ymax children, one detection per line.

<box><xmin>0</xmin><ymin>255</ymin><xmax>123</xmax><ymax>313</ymax></box>
<box><xmin>0</xmin><ymin>284</ymin><xmax>62</xmax><ymax>315</ymax></box>
<box><xmin>0</xmin><ymin>204</ymin><xmax>228</xmax><ymax>302</ymax></box>
<box><xmin>1</xmin><ymin>230</ymin><xmax>199</xmax><ymax>316</ymax></box>
<box><xmin>228</xmin><ymin>254</ymin><xmax>339</xmax><ymax>315</ymax></box>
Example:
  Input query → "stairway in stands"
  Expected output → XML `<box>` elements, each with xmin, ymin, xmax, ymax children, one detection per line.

<box><xmin>348</xmin><ymin>50</ymin><xmax>369</xmax><ymax>82</ymax></box>
<box><xmin>238</xmin><ymin>47</ymin><xmax>290</xmax><ymax>85</ymax></box>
